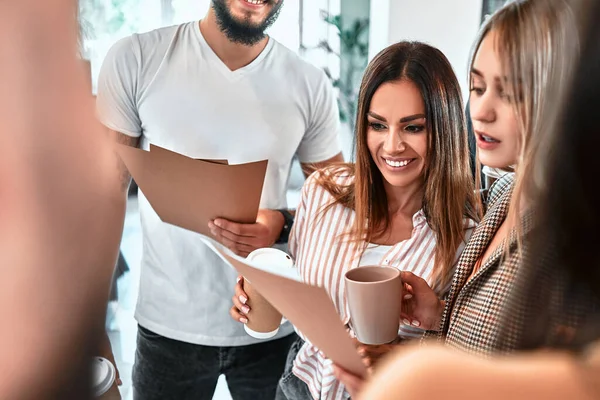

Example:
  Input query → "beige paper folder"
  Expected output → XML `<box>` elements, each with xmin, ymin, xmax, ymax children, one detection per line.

<box><xmin>200</xmin><ymin>238</ymin><xmax>367</xmax><ymax>378</ymax></box>
<box><xmin>115</xmin><ymin>144</ymin><xmax>267</xmax><ymax>236</ymax></box>
<box><xmin>115</xmin><ymin>144</ymin><xmax>365</xmax><ymax>377</ymax></box>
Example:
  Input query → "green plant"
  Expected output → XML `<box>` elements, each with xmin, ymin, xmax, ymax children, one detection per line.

<box><xmin>79</xmin><ymin>0</ymin><xmax>141</xmax><ymax>40</ymax></box>
<box><xmin>317</xmin><ymin>12</ymin><xmax>369</xmax><ymax>133</ymax></box>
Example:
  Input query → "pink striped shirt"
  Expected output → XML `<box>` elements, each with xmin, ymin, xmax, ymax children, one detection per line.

<box><xmin>289</xmin><ymin>168</ymin><xmax>475</xmax><ymax>400</ymax></box>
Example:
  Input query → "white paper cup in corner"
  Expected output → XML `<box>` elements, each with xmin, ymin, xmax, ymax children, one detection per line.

<box><xmin>243</xmin><ymin>248</ymin><xmax>294</xmax><ymax>339</ymax></box>
<box><xmin>92</xmin><ymin>357</ymin><xmax>116</xmax><ymax>397</ymax></box>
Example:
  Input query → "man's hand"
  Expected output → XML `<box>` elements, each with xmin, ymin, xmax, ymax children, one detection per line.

<box><xmin>208</xmin><ymin>209</ymin><xmax>285</xmax><ymax>257</ymax></box>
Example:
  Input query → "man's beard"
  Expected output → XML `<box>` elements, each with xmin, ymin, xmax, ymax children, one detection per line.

<box><xmin>211</xmin><ymin>0</ymin><xmax>283</xmax><ymax>46</ymax></box>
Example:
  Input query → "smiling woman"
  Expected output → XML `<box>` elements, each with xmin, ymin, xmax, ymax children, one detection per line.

<box><xmin>258</xmin><ymin>41</ymin><xmax>479</xmax><ymax>400</ymax></box>
<box><xmin>366</xmin><ymin>80</ymin><xmax>428</xmax><ymax>190</ymax></box>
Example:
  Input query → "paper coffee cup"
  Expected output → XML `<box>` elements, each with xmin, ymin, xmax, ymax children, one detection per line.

<box><xmin>92</xmin><ymin>357</ymin><xmax>121</xmax><ymax>399</ymax></box>
<box><xmin>243</xmin><ymin>248</ymin><xmax>294</xmax><ymax>339</ymax></box>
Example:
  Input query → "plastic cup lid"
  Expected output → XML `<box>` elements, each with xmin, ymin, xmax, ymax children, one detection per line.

<box><xmin>246</xmin><ymin>248</ymin><xmax>294</xmax><ymax>268</ymax></box>
<box><xmin>92</xmin><ymin>357</ymin><xmax>116</xmax><ymax>396</ymax></box>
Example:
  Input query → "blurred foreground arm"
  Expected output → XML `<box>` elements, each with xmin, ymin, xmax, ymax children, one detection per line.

<box><xmin>0</xmin><ymin>1</ymin><xmax>124</xmax><ymax>399</ymax></box>
<box><xmin>357</xmin><ymin>344</ymin><xmax>599</xmax><ymax>400</ymax></box>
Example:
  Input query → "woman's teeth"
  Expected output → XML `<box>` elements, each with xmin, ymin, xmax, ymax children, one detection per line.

<box><xmin>385</xmin><ymin>159</ymin><xmax>411</xmax><ymax>168</ymax></box>
<box><xmin>245</xmin><ymin>0</ymin><xmax>267</xmax><ymax>4</ymax></box>
<box><xmin>481</xmin><ymin>134</ymin><xmax>500</xmax><ymax>143</ymax></box>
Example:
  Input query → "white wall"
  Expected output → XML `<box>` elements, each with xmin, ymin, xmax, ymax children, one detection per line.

<box><xmin>368</xmin><ymin>0</ymin><xmax>483</xmax><ymax>98</ymax></box>
<box><xmin>299</xmin><ymin>0</ymin><xmax>341</xmax><ymax>77</ymax></box>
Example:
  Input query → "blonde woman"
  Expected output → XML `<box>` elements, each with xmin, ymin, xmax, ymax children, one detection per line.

<box><xmin>334</xmin><ymin>0</ymin><xmax>582</xmax><ymax>395</ymax></box>
<box><xmin>341</xmin><ymin>2</ymin><xmax>600</xmax><ymax>398</ymax></box>
<box><xmin>397</xmin><ymin>0</ymin><xmax>579</xmax><ymax>353</ymax></box>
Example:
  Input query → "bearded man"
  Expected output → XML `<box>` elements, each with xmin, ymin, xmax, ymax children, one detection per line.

<box><xmin>96</xmin><ymin>1</ymin><xmax>342</xmax><ymax>398</ymax></box>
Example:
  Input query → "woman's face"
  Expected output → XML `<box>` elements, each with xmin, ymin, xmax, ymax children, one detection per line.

<box><xmin>470</xmin><ymin>29</ymin><xmax>521</xmax><ymax>169</ymax></box>
<box><xmin>366</xmin><ymin>79</ymin><xmax>428</xmax><ymax>191</ymax></box>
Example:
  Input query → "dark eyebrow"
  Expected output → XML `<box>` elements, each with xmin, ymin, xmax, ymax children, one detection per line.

<box><xmin>471</xmin><ymin>68</ymin><xmax>484</xmax><ymax>78</ymax></box>
<box><xmin>472</xmin><ymin>67</ymin><xmax>511</xmax><ymax>84</ymax></box>
<box><xmin>367</xmin><ymin>111</ymin><xmax>386</xmax><ymax>121</ymax></box>
<box><xmin>400</xmin><ymin>114</ymin><xmax>426</xmax><ymax>123</ymax></box>
<box><xmin>368</xmin><ymin>112</ymin><xmax>426</xmax><ymax>123</ymax></box>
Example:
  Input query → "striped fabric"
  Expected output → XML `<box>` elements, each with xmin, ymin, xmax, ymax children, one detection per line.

<box><xmin>289</xmin><ymin>168</ymin><xmax>476</xmax><ymax>400</ymax></box>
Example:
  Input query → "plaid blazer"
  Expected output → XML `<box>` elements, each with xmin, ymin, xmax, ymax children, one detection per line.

<box><xmin>425</xmin><ymin>174</ymin><xmax>520</xmax><ymax>354</ymax></box>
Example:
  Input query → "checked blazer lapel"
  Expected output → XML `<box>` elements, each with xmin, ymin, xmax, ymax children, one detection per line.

<box><xmin>436</xmin><ymin>186</ymin><xmax>513</xmax><ymax>340</ymax></box>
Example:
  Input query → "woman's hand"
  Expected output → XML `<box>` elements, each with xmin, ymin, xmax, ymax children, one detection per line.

<box><xmin>400</xmin><ymin>271</ymin><xmax>445</xmax><ymax>331</ymax></box>
<box><xmin>333</xmin><ymin>337</ymin><xmax>401</xmax><ymax>397</ymax></box>
<box><xmin>229</xmin><ymin>276</ymin><xmax>250</xmax><ymax>324</ymax></box>
<box><xmin>355</xmin><ymin>338</ymin><xmax>403</xmax><ymax>369</ymax></box>
<box><xmin>332</xmin><ymin>364</ymin><xmax>369</xmax><ymax>399</ymax></box>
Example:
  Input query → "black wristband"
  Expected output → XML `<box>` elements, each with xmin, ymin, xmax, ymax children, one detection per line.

<box><xmin>275</xmin><ymin>209</ymin><xmax>294</xmax><ymax>244</ymax></box>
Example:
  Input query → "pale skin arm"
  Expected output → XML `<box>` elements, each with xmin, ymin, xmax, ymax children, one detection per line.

<box><xmin>109</xmin><ymin>129</ymin><xmax>140</xmax><ymax>193</ymax></box>
<box><xmin>335</xmin><ymin>344</ymin><xmax>598</xmax><ymax>400</ymax></box>
<box><xmin>211</xmin><ymin>152</ymin><xmax>344</xmax><ymax>257</ymax></box>
<box><xmin>0</xmin><ymin>1</ymin><xmax>124</xmax><ymax>396</ymax></box>
<box><xmin>100</xmin><ymin>129</ymin><xmax>140</xmax><ymax>386</ymax></box>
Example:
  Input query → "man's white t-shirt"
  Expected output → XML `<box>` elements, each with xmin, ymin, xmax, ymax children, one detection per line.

<box><xmin>96</xmin><ymin>21</ymin><xmax>341</xmax><ymax>346</ymax></box>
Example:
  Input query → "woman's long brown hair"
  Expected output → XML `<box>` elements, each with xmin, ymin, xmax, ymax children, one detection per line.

<box><xmin>315</xmin><ymin>42</ymin><xmax>480</xmax><ymax>291</ymax></box>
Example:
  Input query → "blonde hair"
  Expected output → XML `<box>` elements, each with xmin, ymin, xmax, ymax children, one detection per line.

<box><xmin>469</xmin><ymin>0</ymin><xmax>580</xmax><ymax>247</ymax></box>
